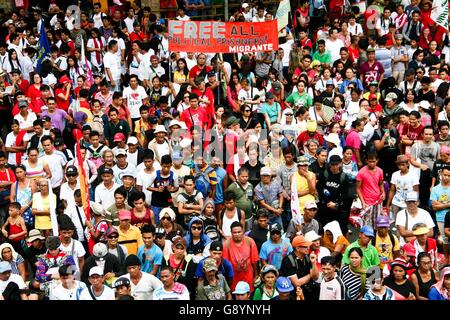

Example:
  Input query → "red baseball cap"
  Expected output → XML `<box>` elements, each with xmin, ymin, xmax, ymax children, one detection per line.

<box><xmin>114</xmin><ymin>133</ymin><xmax>125</xmax><ymax>142</ymax></box>
<box><xmin>402</xmin><ymin>243</ymin><xmax>416</xmax><ymax>256</ymax></box>
<box><xmin>369</xmin><ymin>94</ymin><xmax>377</xmax><ymax>101</ymax></box>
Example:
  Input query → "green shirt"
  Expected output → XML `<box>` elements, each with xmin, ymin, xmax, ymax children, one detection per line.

<box><xmin>342</xmin><ymin>240</ymin><xmax>380</xmax><ymax>269</ymax></box>
<box><xmin>285</xmin><ymin>91</ymin><xmax>313</xmax><ymax>110</ymax></box>
<box><xmin>227</xmin><ymin>182</ymin><xmax>254</xmax><ymax>219</ymax></box>
<box><xmin>312</xmin><ymin>50</ymin><xmax>332</xmax><ymax>65</ymax></box>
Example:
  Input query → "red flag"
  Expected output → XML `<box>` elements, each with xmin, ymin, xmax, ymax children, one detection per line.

<box><xmin>73</xmin><ymin>128</ymin><xmax>90</xmax><ymax>220</ymax></box>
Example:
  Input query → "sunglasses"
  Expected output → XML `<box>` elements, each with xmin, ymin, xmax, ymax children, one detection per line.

<box><xmin>108</xmin><ymin>235</ymin><xmax>118</xmax><ymax>239</ymax></box>
<box><xmin>160</xmin><ymin>216</ymin><xmax>171</xmax><ymax>221</ymax></box>
<box><xmin>285</xmin><ymin>113</ymin><xmax>293</xmax><ymax>116</ymax></box>
<box><xmin>67</xmin><ymin>173</ymin><xmax>78</xmax><ymax>177</ymax></box>
<box><xmin>191</xmin><ymin>226</ymin><xmax>202</xmax><ymax>231</ymax></box>
<box><xmin>244</xmin><ymin>109</ymin><xmax>251</xmax><ymax>112</ymax></box>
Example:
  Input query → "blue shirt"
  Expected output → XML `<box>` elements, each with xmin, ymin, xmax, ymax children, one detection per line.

<box><xmin>430</xmin><ymin>184</ymin><xmax>450</xmax><ymax>222</ymax></box>
<box><xmin>259</xmin><ymin>238</ymin><xmax>293</xmax><ymax>270</ymax></box>
<box><xmin>214</xmin><ymin>167</ymin><xmax>227</xmax><ymax>204</ymax></box>
<box><xmin>195</xmin><ymin>257</ymin><xmax>234</xmax><ymax>280</ymax></box>
<box><xmin>137</xmin><ymin>243</ymin><xmax>163</xmax><ymax>277</ymax></box>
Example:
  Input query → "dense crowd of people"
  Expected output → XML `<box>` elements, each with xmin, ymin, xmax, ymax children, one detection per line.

<box><xmin>0</xmin><ymin>0</ymin><xmax>449</xmax><ymax>301</ymax></box>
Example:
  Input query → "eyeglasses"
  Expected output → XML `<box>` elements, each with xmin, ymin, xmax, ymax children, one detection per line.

<box><xmin>108</xmin><ymin>235</ymin><xmax>118</xmax><ymax>239</ymax></box>
<box><xmin>191</xmin><ymin>226</ymin><xmax>202</xmax><ymax>231</ymax></box>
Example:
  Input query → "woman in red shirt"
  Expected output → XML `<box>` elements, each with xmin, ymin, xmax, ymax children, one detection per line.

<box><xmin>27</xmin><ymin>73</ymin><xmax>43</xmax><ymax>113</ymax></box>
<box><xmin>55</xmin><ymin>76</ymin><xmax>72</xmax><ymax>112</ymax></box>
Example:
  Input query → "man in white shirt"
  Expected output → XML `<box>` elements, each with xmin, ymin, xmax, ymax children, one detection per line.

<box><xmin>59</xmin><ymin>165</ymin><xmax>80</xmax><ymax>207</ymax></box>
<box><xmin>94</xmin><ymin>167</ymin><xmax>120</xmax><ymax>210</ymax></box>
<box><xmin>64</xmin><ymin>189</ymin><xmax>87</xmax><ymax>247</ymax></box>
<box><xmin>0</xmin><ymin>261</ymin><xmax>28</xmax><ymax>300</ymax></box>
<box><xmin>395</xmin><ymin>191</ymin><xmax>435</xmax><ymax>245</ymax></box>
<box><xmin>41</xmin><ymin>135</ymin><xmax>67</xmax><ymax>192</ymax></box>
<box><xmin>325</xmin><ymin>28</ymin><xmax>345</xmax><ymax>64</ymax></box>
<box><xmin>348</xmin><ymin>15</ymin><xmax>364</xmax><ymax>37</ymax></box>
<box><xmin>92</xmin><ymin>3</ymin><xmax>106</xmax><ymax>29</ymax></box>
<box><xmin>49</xmin><ymin>265</ymin><xmax>87</xmax><ymax>300</ymax></box>
<box><xmin>123</xmin><ymin>254</ymin><xmax>163</xmax><ymax>300</ymax></box>
<box><xmin>376</xmin><ymin>7</ymin><xmax>394</xmax><ymax>37</ymax></box>
<box><xmin>58</xmin><ymin>220</ymin><xmax>86</xmax><ymax>280</ymax></box>
<box><xmin>123</xmin><ymin>8</ymin><xmax>136</xmax><ymax>35</ymax></box>
<box><xmin>122</xmin><ymin>75</ymin><xmax>148</xmax><ymax>122</ymax></box>
<box><xmin>79</xmin><ymin>266</ymin><xmax>115</xmax><ymax>300</ymax></box>
<box><xmin>103</xmin><ymin>40</ymin><xmax>121</xmax><ymax>92</ymax></box>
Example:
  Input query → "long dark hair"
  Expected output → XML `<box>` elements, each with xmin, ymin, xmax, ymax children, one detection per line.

<box><xmin>7</xmin><ymin>48</ymin><xmax>21</xmax><ymax>72</ymax></box>
<box><xmin>228</xmin><ymin>71</ymin><xmax>240</xmax><ymax>93</ymax></box>
<box><xmin>176</xmin><ymin>58</ymin><xmax>189</xmax><ymax>75</ymax></box>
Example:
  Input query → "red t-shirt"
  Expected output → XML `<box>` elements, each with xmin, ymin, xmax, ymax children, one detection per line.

<box><xmin>404</xmin><ymin>124</ymin><xmax>424</xmax><ymax>141</ymax></box>
<box><xmin>356</xmin><ymin>165</ymin><xmax>384</xmax><ymax>206</ymax></box>
<box><xmin>0</xmin><ymin>168</ymin><xmax>16</xmax><ymax>183</ymax></box>
<box><xmin>55</xmin><ymin>88</ymin><xmax>70</xmax><ymax>112</ymax></box>
<box><xmin>359</xmin><ymin>61</ymin><xmax>385</xmax><ymax>87</ymax></box>
<box><xmin>222</xmin><ymin>237</ymin><xmax>260</xmax><ymax>292</ymax></box>
<box><xmin>297</xmin><ymin>131</ymin><xmax>324</xmax><ymax>150</ymax></box>
<box><xmin>188</xmin><ymin>65</ymin><xmax>212</xmax><ymax>81</ymax></box>
<box><xmin>16</xmin><ymin>79</ymin><xmax>30</xmax><ymax>95</ymax></box>
<box><xmin>180</xmin><ymin>107</ymin><xmax>208</xmax><ymax>131</ymax></box>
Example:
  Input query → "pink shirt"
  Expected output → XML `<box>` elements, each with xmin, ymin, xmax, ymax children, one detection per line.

<box><xmin>345</xmin><ymin>130</ymin><xmax>361</xmax><ymax>162</ymax></box>
<box><xmin>356</xmin><ymin>166</ymin><xmax>384</xmax><ymax>206</ymax></box>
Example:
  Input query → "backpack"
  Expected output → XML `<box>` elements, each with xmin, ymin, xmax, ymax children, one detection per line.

<box><xmin>204</xmin><ymin>224</ymin><xmax>221</xmax><ymax>242</ymax></box>
<box><xmin>194</xmin><ymin>166</ymin><xmax>214</xmax><ymax>198</ymax></box>
<box><xmin>87</xmin><ymin>144</ymin><xmax>106</xmax><ymax>168</ymax></box>
<box><xmin>371</xmin><ymin>230</ymin><xmax>396</xmax><ymax>256</ymax></box>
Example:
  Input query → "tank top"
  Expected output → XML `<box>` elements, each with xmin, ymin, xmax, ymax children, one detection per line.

<box><xmin>23</xmin><ymin>159</ymin><xmax>46</xmax><ymax>180</ymax></box>
<box><xmin>414</xmin><ymin>269</ymin><xmax>436</xmax><ymax>298</ymax></box>
<box><xmin>221</xmin><ymin>208</ymin><xmax>239</xmax><ymax>238</ymax></box>
<box><xmin>9</xmin><ymin>219</ymin><xmax>26</xmax><ymax>241</ymax></box>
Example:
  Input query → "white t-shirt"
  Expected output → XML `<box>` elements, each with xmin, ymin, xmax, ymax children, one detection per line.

<box><xmin>79</xmin><ymin>285</ymin><xmax>115</xmax><ymax>300</ymax></box>
<box><xmin>59</xmin><ymin>239</ymin><xmax>86</xmax><ymax>279</ymax></box>
<box><xmin>395</xmin><ymin>208</ymin><xmax>436</xmax><ymax>245</ymax></box>
<box><xmin>5</xmin><ymin>132</ymin><xmax>18</xmax><ymax>165</ymax></box>
<box><xmin>0</xmin><ymin>273</ymin><xmax>27</xmax><ymax>295</ymax></box>
<box><xmin>94</xmin><ymin>182</ymin><xmax>120</xmax><ymax>210</ymax></box>
<box><xmin>50</xmin><ymin>281</ymin><xmax>87</xmax><ymax>300</ymax></box>
<box><xmin>123</xmin><ymin>85</ymin><xmax>148</xmax><ymax>119</ymax></box>
<box><xmin>124</xmin><ymin>17</ymin><xmax>135</xmax><ymax>34</ymax></box>
<box><xmin>325</xmin><ymin>38</ymin><xmax>345</xmax><ymax>63</ymax></box>
<box><xmin>41</xmin><ymin>152</ymin><xmax>67</xmax><ymax>187</ymax></box>
<box><xmin>14</xmin><ymin>112</ymin><xmax>37</xmax><ymax>141</ymax></box>
<box><xmin>103</xmin><ymin>51</ymin><xmax>121</xmax><ymax>81</ymax></box>
<box><xmin>390</xmin><ymin>171</ymin><xmax>420</xmax><ymax>208</ymax></box>
<box><xmin>64</xmin><ymin>204</ymin><xmax>87</xmax><ymax>242</ymax></box>
<box><xmin>153</xmin><ymin>285</ymin><xmax>190</xmax><ymax>300</ymax></box>
<box><xmin>86</xmin><ymin>37</ymin><xmax>106</xmax><ymax>68</ymax></box>
<box><xmin>59</xmin><ymin>182</ymin><xmax>80</xmax><ymax>207</ymax></box>
<box><xmin>136</xmin><ymin>170</ymin><xmax>155</xmax><ymax>206</ymax></box>
<box><xmin>124</xmin><ymin>272</ymin><xmax>163</xmax><ymax>300</ymax></box>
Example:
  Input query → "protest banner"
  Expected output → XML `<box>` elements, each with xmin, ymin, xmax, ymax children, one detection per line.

<box><xmin>168</xmin><ymin>20</ymin><xmax>279</xmax><ymax>53</ymax></box>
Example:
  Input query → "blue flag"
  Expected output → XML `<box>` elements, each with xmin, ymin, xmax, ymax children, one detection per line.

<box><xmin>36</xmin><ymin>19</ymin><xmax>50</xmax><ymax>72</ymax></box>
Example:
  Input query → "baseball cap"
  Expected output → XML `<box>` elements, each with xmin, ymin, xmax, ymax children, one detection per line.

<box><xmin>225</xmin><ymin>116</ymin><xmax>239</xmax><ymax>127</ymax></box>
<box><xmin>304</xmin><ymin>201</ymin><xmax>318</xmax><ymax>210</ymax></box>
<box><xmin>18</xmin><ymin>100</ymin><xmax>28</xmax><ymax>108</ymax></box>
<box><xmin>119</xmin><ymin>171</ymin><xmax>136</xmax><ymax>179</ymax></box>
<box><xmin>265</xmin><ymin>91</ymin><xmax>275</xmax><ymax>99</ymax></box>
<box><xmin>242</xmin><ymin>3</ymin><xmax>249</xmax><ymax>8</ymax></box>
<box><xmin>100</xmin><ymin>167</ymin><xmax>114</xmax><ymax>175</ymax></box>
<box><xmin>155</xmin><ymin>227</ymin><xmax>165</xmax><ymax>236</ymax></box>
<box><xmin>272</xmin><ymin>82</ymin><xmax>281</xmax><ymax>91</ymax></box>
<box><xmin>27</xmin><ymin>229</ymin><xmax>45</xmax><ymax>242</ymax></box>
<box><xmin>406</xmin><ymin>191</ymin><xmax>419</xmax><ymax>202</ymax></box>
<box><xmin>418</xmin><ymin>100</ymin><xmax>431</xmax><ymax>110</ymax></box>
<box><xmin>46</xmin><ymin>236</ymin><xmax>61</xmax><ymax>250</ymax></box>
<box><xmin>360</xmin><ymin>225</ymin><xmax>375</xmax><ymax>237</ymax></box>
<box><xmin>168</xmin><ymin>120</ymin><xmax>181</xmax><ymax>128</ymax></box>
<box><xmin>172</xmin><ymin>236</ymin><xmax>187</xmax><ymax>248</ymax></box>
<box><xmin>118</xmin><ymin>209</ymin><xmax>132</xmax><ymax>220</ymax></box>
<box><xmin>127</xmin><ymin>136</ymin><xmax>138</xmax><ymax>145</ymax></box>
<box><xmin>0</xmin><ymin>261</ymin><xmax>12</xmax><ymax>273</ymax></box>
<box><xmin>385</xmin><ymin>92</ymin><xmax>398</xmax><ymax>102</ymax></box>
<box><xmin>260</xmin><ymin>167</ymin><xmax>272</xmax><ymax>176</ymax></box>
<box><xmin>366</xmin><ymin>47</ymin><xmax>375</xmax><ymax>53</ymax></box>
<box><xmin>276</xmin><ymin>277</ymin><xmax>294</xmax><ymax>293</ymax></box>
<box><xmin>209</xmin><ymin>240</ymin><xmax>223</xmax><ymax>252</ymax></box>
<box><xmin>106</xmin><ymin>227</ymin><xmax>119</xmax><ymax>238</ymax></box>
<box><xmin>402</xmin><ymin>243</ymin><xmax>416</xmax><ymax>256</ymax></box>
<box><xmin>270</xmin><ymin>223</ymin><xmax>282</xmax><ymax>234</ymax></box>
<box><xmin>66</xmin><ymin>165</ymin><xmax>78</xmax><ymax>175</ymax></box>
<box><xmin>369</xmin><ymin>81</ymin><xmax>379</xmax><ymax>87</ymax></box>
<box><xmin>297</xmin><ymin>156</ymin><xmax>309</xmax><ymax>166</ymax></box>
<box><xmin>326</xmin><ymin>79</ymin><xmax>334</xmax><ymax>87</ymax></box>
<box><xmin>113</xmin><ymin>132</ymin><xmax>125</xmax><ymax>142</ymax></box>
<box><xmin>292</xmin><ymin>235</ymin><xmax>312</xmax><ymax>248</ymax></box>
<box><xmin>329</xmin><ymin>155</ymin><xmax>342</xmax><ymax>165</ymax></box>
<box><xmin>376</xmin><ymin>215</ymin><xmax>390</xmax><ymax>228</ymax></box>
<box><xmin>59</xmin><ymin>75</ymin><xmax>73</xmax><ymax>85</ymax></box>
<box><xmin>113</xmin><ymin>277</ymin><xmax>131</xmax><ymax>288</ymax></box>
<box><xmin>369</xmin><ymin>93</ymin><xmax>378</xmax><ymax>101</ymax></box>
<box><xmin>115</xmin><ymin>148</ymin><xmax>127</xmax><ymax>157</ymax></box>
<box><xmin>150</xmin><ymin>55</ymin><xmax>159</xmax><ymax>61</ymax></box>
<box><xmin>93</xmin><ymin>243</ymin><xmax>108</xmax><ymax>258</ymax></box>
<box><xmin>54</xmin><ymin>138</ymin><xmax>65</xmax><ymax>147</ymax></box>
<box><xmin>89</xmin><ymin>266</ymin><xmax>104</xmax><ymax>277</ymax></box>
<box><xmin>260</xmin><ymin>264</ymin><xmax>279</xmax><ymax>276</ymax></box>
<box><xmin>203</xmin><ymin>257</ymin><xmax>218</xmax><ymax>272</ymax></box>
<box><xmin>58</xmin><ymin>265</ymin><xmax>76</xmax><ymax>277</ymax></box>
<box><xmin>207</xmin><ymin>70</ymin><xmax>215</xmax><ymax>77</ymax></box>
<box><xmin>396</xmin><ymin>155</ymin><xmax>408</xmax><ymax>163</ymax></box>
<box><xmin>232</xmin><ymin>281</ymin><xmax>250</xmax><ymax>294</ymax></box>
<box><xmin>91</xmin><ymin>202</ymin><xmax>105</xmax><ymax>216</ymax></box>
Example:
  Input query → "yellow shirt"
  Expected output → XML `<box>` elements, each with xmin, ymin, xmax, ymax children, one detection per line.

<box><xmin>373</xmin><ymin>232</ymin><xmax>400</xmax><ymax>269</ymax></box>
<box><xmin>32</xmin><ymin>193</ymin><xmax>56</xmax><ymax>230</ymax></box>
<box><xmin>118</xmin><ymin>225</ymin><xmax>144</xmax><ymax>256</ymax></box>
<box><xmin>294</xmin><ymin>171</ymin><xmax>316</xmax><ymax>213</ymax></box>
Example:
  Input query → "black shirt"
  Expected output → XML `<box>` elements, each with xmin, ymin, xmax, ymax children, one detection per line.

<box><xmin>280</xmin><ymin>253</ymin><xmax>312</xmax><ymax>279</ymax></box>
<box><xmin>243</xmin><ymin>160</ymin><xmax>263</xmax><ymax>188</ymax></box>
<box><xmin>383</xmin><ymin>277</ymin><xmax>415</xmax><ymax>298</ymax></box>
<box><xmin>317</xmin><ymin>169</ymin><xmax>348</xmax><ymax>206</ymax></box>
<box><xmin>309</xmin><ymin>160</ymin><xmax>326</xmax><ymax>179</ymax></box>
<box><xmin>248</xmin><ymin>225</ymin><xmax>270</xmax><ymax>251</ymax></box>
<box><xmin>25</xmin><ymin>244</ymin><xmax>47</xmax><ymax>275</ymax></box>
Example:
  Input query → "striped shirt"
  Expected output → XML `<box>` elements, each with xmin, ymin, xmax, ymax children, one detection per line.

<box><xmin>6</xmin><ymin>254</ymin><xmax>25</xmax><ymax>276</ymax></box>
<box><xmin>339</xmin><ymin>265</ymin><xmax>370</xmax><ymax>300</ymax></box>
